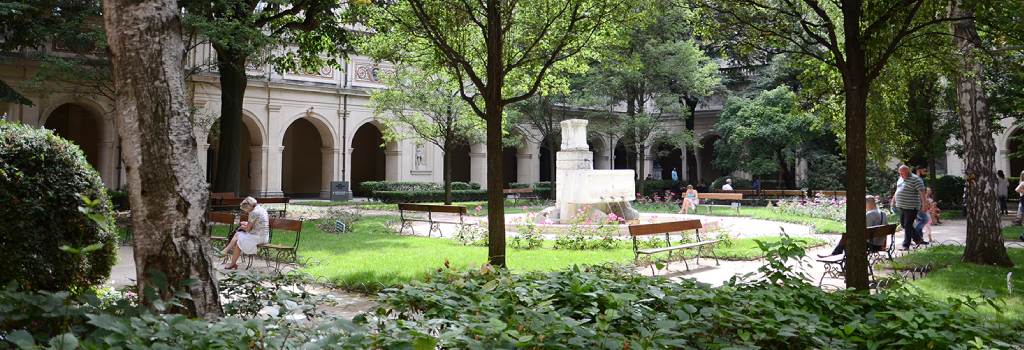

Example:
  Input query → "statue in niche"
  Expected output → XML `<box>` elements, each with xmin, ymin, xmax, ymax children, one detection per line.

<box><xmin>414</xmin><ymin>144</ymin><xmax>425</xmax><ymax>169</ymax></box>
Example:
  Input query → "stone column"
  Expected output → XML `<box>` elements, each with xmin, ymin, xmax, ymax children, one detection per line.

<box><xmin>249</xmin><ymin>146</ymin><xmax>267</xmax><ymax>195</ymax></box>
<box><xmin>197</xmin><ymin>142</ymin><xmax>210</xmax><ymax>178</ymax></box>
<box><xmin>643</xmin><ymin>146</ymin><xmax>655</xmax><ymax>180</ymax></box>
<box><xmin>322</xmin><ymin>147</ymin><xmax>341</xmax><ymax>198</ymax></box>
<box><xmin>97</xmin><ymin>141</ymin><xmax>116</xmax><ymax>188</ymax></box>
<box><xmin>680</xmin><ymin>145</ymin><xmax>689</xmax><ymax>182</ymax></box>
<box><xmin>470</xmin><ymin>143</ymin><xmax>487</xmax><ymax>188</ymax></box>
<box><xmin>265</xmin><ymin>145</ymin><xmax>285</xmax><ymax>197</ymax></box>
<box><xmin>694</xmin><ymin>150</ymin><xmax>703</xmax><ymax>184</ymax></box>
<box><xmin>345</xmin><ymin>147</ymin><xmax>354</xmax><ymax>183</ymax></box>
<box><xmin>556</xmin><ymin>119</ymin><xmax>594</xmax><ymax>220</ymax></box>
<box><xmin>385</xmin><ymin>147</ymin><xmax>402</xmax><ymax>181</ymax></box>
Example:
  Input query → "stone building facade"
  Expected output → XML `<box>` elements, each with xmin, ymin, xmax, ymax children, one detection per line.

<box><xmin>0</xmin><ymin>42</ymin><xmax>1014</xmax><ymax>197</ymax></box>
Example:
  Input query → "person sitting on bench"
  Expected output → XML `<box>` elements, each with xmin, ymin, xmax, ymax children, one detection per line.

<box><xmin>818</xmin><ymin>195</ymin><xmax>888</xmax><ymax>258</ymax></box>
<box><xmin>678</xmin><ymin>185</ymin><xmax>699</xmax><ymax>214</ymax></box>
<box><xmin>220</xmin><ymin>197</ymin><xmax>269</xmax><ymax>270</ymax></box>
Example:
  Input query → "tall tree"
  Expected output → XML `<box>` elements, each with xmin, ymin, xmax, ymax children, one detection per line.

<box><xmin>364</xmin><ymin>0</ymin><xmax>633</xmax><ymax>267</ymax></box>
<box><xmin>508</xmin><ymin>93</ymin><xmax>582</xmax><ymax>200</ymax></box>
<box><xmin>103</xmin><ymin>0</ymin><xmax>222</xmax><ymax>317</ymax></box>
<box><xmin>949</xmin><ymin>0</ymin><xmax>1013</xmax><ymax>267</ymax></box>
<box><xmin>182</xmin><ymin>0</ymin><xmax>356</xmax><ymax>196</ymax></box>
<box><xmin>582</xmin><ymin>2</ymin><xmax>719</xmax><ymax>185</ymax></box>
<box><xmin>372</xmin><ymin>67</ymin><xmax>484</xmax><ymax>204</ymax></box>
<box><xmin>702</xmin><ymin>0</ymin><xmax>963</xmax><ymax>291</ymax></box>
<box><xmin>713</xmin><ymin>86</ymin><xmax>815</xmax><ymax>188</ymax></box>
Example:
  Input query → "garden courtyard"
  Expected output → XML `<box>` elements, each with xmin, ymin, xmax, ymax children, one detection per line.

<box><xmin>105</xmin><ymin>199</ymin><xmax>1024</xmax><ymax>320</ymax></box>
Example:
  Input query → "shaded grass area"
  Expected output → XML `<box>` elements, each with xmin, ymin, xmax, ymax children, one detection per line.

<box><xmin>1003</xmin><ymin>225</ymin><xmax>1023</xmax><ymax>241</ymax></box>
<box><xmin>887</xmin><ymin>246</ymin><xmax>1024</xmax><ymax>319</ymax></box>
<box><xmin>286</xmin><ymin>216</ymin><xmax>823</xmax><ymax>292</ymax></box>
<box><xmin>633</xmin><ymin>203</ymin><xmax>846</xmax><ymax>234</ymax></box>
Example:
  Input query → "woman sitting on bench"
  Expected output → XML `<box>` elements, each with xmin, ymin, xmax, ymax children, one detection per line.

<box><xmin>220</xmin><ymin>197</ymin><xmax>269</xmax><ymax>270</ymax></box>
<box><xmin>678</xmin><ymin>185</ymin><xmax>699</xmax><ymax>214</ymax></box>
<box><xmin>818</xmin><ymin>195</ymin><xmax>888</xmax><ymax>258</ymax></box>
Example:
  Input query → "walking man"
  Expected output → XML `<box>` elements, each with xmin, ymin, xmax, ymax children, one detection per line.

<box><xmin>894</xmin><ymin>165</ymin><xmax>929</xmax><ymax>249</ymax></box>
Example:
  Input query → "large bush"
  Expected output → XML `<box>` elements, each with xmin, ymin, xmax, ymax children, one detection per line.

<box><xmin>0</xmin><ymin>122</ymin><xmax>117</xmax><ymax>291</ymax></box>
<box><xmin>933</xmin><ymin>175</ymin><xmax>966</xmax><ymax>209</ymax></box>
<box><xmin>359</xmin><ymin>181</ymin><xmax>481</xmax><ymax>199</ymax></box>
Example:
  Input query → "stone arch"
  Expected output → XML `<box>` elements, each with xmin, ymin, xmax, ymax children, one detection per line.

<box><xmin>42</xmin><ymin>101</ymin><xmax>116</xmax><ymax>187</ymax></box>
<box><xmin>538</xmin><ymin>134</ymin><xmax>559</xmax><ymax>182</ymax></box>
<box><xmin>206</xmin><ymin>110</ymin><xmax>266</xmax><ymax>195</ymax></box>
<box><xmin>351</xmin><ymin>122</ymin><xmax>387</xmax><ymax>196</ymax></box>
<box><xmin>281</xmin><ymin>113</ymin><xmax>336</xmax><ymax>198</ymax></box>
<box><xmin>697</xmin><ymin>132</ymin><xmax>722</xmax><ymax>183</ymax></box>
<box><xmin>613</xmin><ymin>137</ymin><xmax>638</xmax><ymax>174</ymax></box>
<box><xmin>1007</xmin><ymin>126</ymin><xmax>1024</xmax><ymax>178</ymax></box>
<box><xmin>652</xmin><ymin>141</ymin><xmax>683</xmax><ymax>181</ymax></box>
<box><xmin>449</xmin><ymin>142</ymin><xmax>471</xmax><ymax>183</ymax></box>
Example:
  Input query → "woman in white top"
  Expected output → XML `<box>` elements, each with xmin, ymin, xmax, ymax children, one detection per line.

<box><xmin>220</xmin><ymin>197</ymin><xmax>270</xmax><ymax>270</ymax></box>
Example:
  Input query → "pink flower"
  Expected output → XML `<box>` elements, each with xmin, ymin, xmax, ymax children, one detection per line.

<box><xmin>607</xmin><ymin>213</ymin><xmax>619</xmax><ymax>222</ymax></box>
<box><xmin>542</xmin><ymin>218</ymin><xmax>554</xmax><ymax>225</ymax></box>
<box><xmin>475</xmin><ymin>205</ymin><xmax>482</xmax><ymax>213</ymax></box>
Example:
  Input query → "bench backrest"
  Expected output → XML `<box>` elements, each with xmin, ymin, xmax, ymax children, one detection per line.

<box><xmin>503</xmin><ymin>188</ymin><xmax>534</xmax><ymax>194</ymax></box>
<box><xmin>208</xmin><ymin>212</ymin><xmax>235</xmax><ymax>225</ymax></box>
<box><xmin>269</xmin><ymin>217</ymin><xmax>302</xmax><ymax>249</ymax></box>
<box><xmin>699</xmin><ymin>193</ymin><xmax>743</xmax><ymax>200</ymax></box>
<box><xmin>258</xmin><ymin>197</ymin><xmax>291</xmax><ymax>204</ymax></box>
<box><xmin>759</xmin><ymin>189</ymin><xmax>806</xmax><ymax>197</ymax></box>
<box><xmin>814</xmin><ymin>190</ymin><xmax>847</xmax><ymax>197</ymax></box>
<box><xmin>868</xmin><ymin>224</ymin><xmax>898</xmax><ymax>249</ymax></box>
<box><xmin>628</xmin><ymin>220</ymin><xmax>702</xmax><ymax>237</ymax></box>
<box><xmin>398</xmin><ymin>203</ymin><xmax>467</xmax><ymax>214</ymax></box>
<box><xmin>210</xmin><ymin>192</ymin><xmax>235</xmax><ymax>200</ymax></box>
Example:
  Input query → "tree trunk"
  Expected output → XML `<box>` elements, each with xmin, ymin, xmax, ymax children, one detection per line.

<box><xmin>950</xmin><ymin>1</ymin><xmax>1014</xmax><ymax>267</ymax></box>
<box><xmin>484</xmin><ymin>0</ymin><xmax>507</xmax><ymax>268</ymax></box>
<box><xmin>547</xmin><ymin>137</ymin><xmax>557</xmax><ymax>201</ymax></box>
<box><xmin>443</xmin><ymin>145</ymin><xmax>452</xmax><ymax>205</ymax></box>
<box><xmin>684</xmin><ymin>96</ymin><xmax>699</xmax><ymax>182</ymax></box>
<box><xmin>636</xmin><ymin>143</ymin><xmax>647</xmax><ymax>195</ymax></box>
<box><xmin>211</xmin><ymin>47</ymin><xmax>248</xmax><ymax>196</ymax></box>
<box><xmin>840</xmin><ymin>3</ymin><xmax>869</xmax><ymax>291</ymax></box>
<box><xmin>103</xmin><ymin>0</ymin><xmax>222</xmax><ymax>318</ymax></box>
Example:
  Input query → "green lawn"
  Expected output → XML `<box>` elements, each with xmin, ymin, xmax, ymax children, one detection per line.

<box><xmin>288</xmin><ymin>216</ymin><xmax>823</xmax><ymax>292</ymax></box>
<box><xmin>1003</xmin><ymin>225</ymin><xmax>1023</xmax><ymax>241</ymax></box>
<box><xmin>887</xmin><ymin>246</ymin><xmax>1024</xmax><ymax>319</ymax></box>
<box><xmin>633</xmin><ymin>203</ymin><xmax>846</xmax><ymax>234</ymax></box>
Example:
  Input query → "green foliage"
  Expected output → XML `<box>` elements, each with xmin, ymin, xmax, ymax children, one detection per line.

<box><xmin>373</xmin><ymin>190</ymin><xmax>488</xmax><ymax>203</ymax></box>
<box><xmin>934</xmin><ymin>175</ymin><xmax>967</xmax><ymax>209</ymax></box>
<box><xmin>373</xmin><ymin>263</ymin><xmax>1024</xmax><ymax>349</ymax></box>
<box><xmin>314</xmin><ymin>207</ymin><xmax>363</xmax><ymax>234</ymax></box>
<box><xmin>709</xmin><ymin>176</ymin><xmax>753</xmax><ymax>191</ymax></box>
<box><xmin>181</xmin><ymin>0</ymin><xmax>356</xmax><ymax>74</ymax></box>
<box><xmin>0</xmin><ymin>121</ymin><xmax>117</xmax><ymax>292</ymax></box>
<box><xmin>358</xmin><ymin>180</ymin><xmax>481</xmax><ymax>198</ymax></box>
<box><xmin>713</xmin><ymin>86</ymin><xmax>815</xmax><ymax>185</ymax></box>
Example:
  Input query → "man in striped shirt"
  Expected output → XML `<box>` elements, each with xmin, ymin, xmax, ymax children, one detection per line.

<box><xmin>894</xmin><ymin>165</ymin><xmax>929</xmax><ymax>249</ymax></box>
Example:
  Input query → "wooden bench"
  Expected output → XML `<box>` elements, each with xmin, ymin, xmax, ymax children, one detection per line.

<box><xmin>398</xmin><ymin>203</ymin><xmax>468</xmax><ymax>237</ymax></box>
<box><xmin>760</xmin><ymin>189</ymin><xmax>807</xmax><ymax>198</ymax></box>
<box><xmin>813</xmin><ymin>190</ymin><xmax>847</xmax><ymax>199</ymax></box>
<box><xmin>503</xmin><ymin>187</ymin><xmax>540</xmax><ymax>204</ymax></box>
<box><xmin>210</xmin><ymin>197</ymin><xmax>290</xmax><ymax>218</ymax></box>
<box><xmin>697</xmin><ymin>193</ymin><xmax>743</xmax><ymax>214</ymax></box>
<box><xmin>816</xmin><ymin>224</ymin><xmax>898</xmax><ymax>286</ymax></box>
<box><xmin>249</xmin><ymin>218</ymin><xmax>303</xmax><ymax>270</ymax></box>
<box><xmin>207</xmin><ymin>211</ymin><xmax>237</xmax><ymax>251</ymax></box>
<box><xmin>629</xmin><ymin>220</ymin><xmax>720</xmax><ymax>275</ymax></box>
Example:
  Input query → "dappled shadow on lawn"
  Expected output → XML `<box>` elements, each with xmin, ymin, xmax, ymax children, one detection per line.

<box><xmin>889</xmin><ymin>246</ymin><xmax>1024</xmax><ymax>319</ymax></box>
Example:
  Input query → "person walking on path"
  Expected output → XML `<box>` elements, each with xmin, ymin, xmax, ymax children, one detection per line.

<box><xmin>894</xmin><ymin>165</ymin><xmax>929</xmax><ymax>249</ymax></box>
<box><xmin>1014</xmin><ymin>170</ymin><xmax>1024</xmax><ymax>225</ymax></box>
<box><xmin>997</xmin><ymin>170</ymin><xmax>1009</xmax><ymax>215</ymax></box>
<box><xmin>671</xmin><ymin>168</ymin><xmax>679</xmax><ymax>182</ymax></box>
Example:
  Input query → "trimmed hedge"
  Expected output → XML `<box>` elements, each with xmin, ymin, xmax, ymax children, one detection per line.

<box><xmin>0</xmin><ymin>121</ymin><xmax>117</xmax><ymax>292</ymax></box>
<box><xmin>373</xmin><ymin>189</ymin><xmax>488</xmax><ymax>203</ymax></box>
<box><xmin>359</xmin><ymin>181</ymin><xmax>481</xmax><ymax>199</ymax></box>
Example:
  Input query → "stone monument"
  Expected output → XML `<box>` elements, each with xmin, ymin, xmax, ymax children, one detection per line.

<box><xmin>540</xmin><ymin>119</ymin><xmax>639</xmax><ymax>223</ymax></box>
